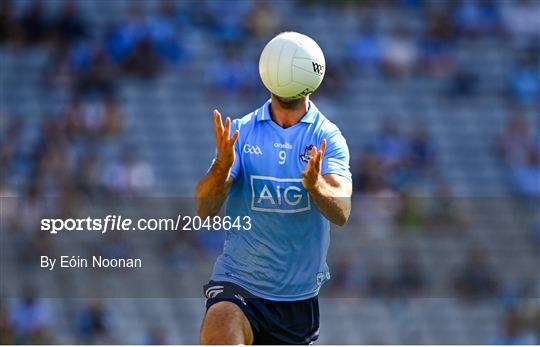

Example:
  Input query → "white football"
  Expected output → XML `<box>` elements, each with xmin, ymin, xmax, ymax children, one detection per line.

<box><xmin>259</xmin><ymin>32</ymin><xmax>325</xmax><ymax>99</ymax></box>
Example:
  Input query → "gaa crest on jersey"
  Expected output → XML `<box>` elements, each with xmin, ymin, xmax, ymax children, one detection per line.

<box><xmin>300</xmin><ymin>145</ymin><xmax>315</xmax><ymax>163</ymax></box>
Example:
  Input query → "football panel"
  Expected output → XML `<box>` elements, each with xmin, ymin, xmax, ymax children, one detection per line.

<box><xmin>273</xmin><ymin>80</ymin><xmax>314</xmax><ymax>99</ymax></box>
<box><xmin>291</xmin><ymin>64</ymin><xmax>324</xmax><ymax>91</ymax></box>
<box><xmin>277</xmin><ymin>41</ymin><xmax>296</xmax><ymax>87</ymax></box>
<box><xmin>292</xmin><ymin>39</ymin><xmax>325</xmax><ymax>64</ymax></box>
<box><xmin>259</xmin><ymin>43</ymin><xmax>272</xmax><ymax>91</ymax></box>
<box><xmin>267</xmin><ymin>39</ymin><xmax>284</xmax><ymax>88</ymax></box>
<box><xmin>292</xmin><ymin>55</ymin><xmax>325</xmax><ymax>77</ymax></box>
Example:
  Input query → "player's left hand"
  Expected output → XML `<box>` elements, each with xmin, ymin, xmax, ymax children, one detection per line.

<box><xmin>302</xmin><ymin>139</ymin><xmax>326</xmax><ymax>192</ymax></box>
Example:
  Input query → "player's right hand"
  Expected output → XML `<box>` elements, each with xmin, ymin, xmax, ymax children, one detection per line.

<box><xmin>213</xmin><ymin>109</ymin><xmax>239</xmax><ymax>172</ymax></box>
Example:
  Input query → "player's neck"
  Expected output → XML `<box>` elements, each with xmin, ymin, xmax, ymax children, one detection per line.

<box><xmin>269</xmin><ymin>95</ymin><xmax>309</xmax><ymax>129</ymax></box>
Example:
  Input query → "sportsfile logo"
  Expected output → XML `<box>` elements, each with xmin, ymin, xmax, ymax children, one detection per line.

<box><xmin>250</xmin><ymin>175</ymin><xmax>311</xmax><ymax>213</ymax></box>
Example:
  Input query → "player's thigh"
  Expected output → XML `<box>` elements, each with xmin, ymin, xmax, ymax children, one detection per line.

<box><xmin>200</xmin><ymin>301</ymin><xmax>254</xmax><ymax>345</ymax></box>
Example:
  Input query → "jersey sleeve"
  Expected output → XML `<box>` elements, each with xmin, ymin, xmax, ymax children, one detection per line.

<box><xmin>207</xmin><ymin>119</ymin><xmax>242</xmax><ymax>179</ymax></box>
<box><xmin>321</xmin><ymin>129</ymin><xmax>352</xmax><ymax>181</ymax></box>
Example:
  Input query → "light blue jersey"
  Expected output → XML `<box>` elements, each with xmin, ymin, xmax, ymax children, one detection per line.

<box><xmin>210</xmin><ymin>99</ymin><xmax>351</xmax><ymax>301</ymax></box>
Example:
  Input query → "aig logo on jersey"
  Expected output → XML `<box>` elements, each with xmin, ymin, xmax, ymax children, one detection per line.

<box><xmin>250</xmin><ymin>176</ymin><xmax>311</xmax><ymax>213</ymax></box>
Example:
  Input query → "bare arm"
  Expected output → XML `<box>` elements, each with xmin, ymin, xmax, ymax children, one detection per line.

<box><xmin>301</xmin><ymin>139</ymin><xmax>352</xmax><ymax>226</ymax></box>
<box><xmin>195</xmin><ymin>110</ymin><xmax>239</xmax><ymax>218</ymax></box>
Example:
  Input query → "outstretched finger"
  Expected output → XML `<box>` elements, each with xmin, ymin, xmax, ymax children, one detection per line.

<box><xmin>224</xmin><ymin>117</ymin><xmax>231</xmax><ymax>139</ymax></box>
<box><xmin>309</xmin><ymin>146</ymin><xmax>318</xmax><ymax>172</ymax></box>
<box><xmin>213</xmin><ymin>111</ymin><xmax>221</xmax><ymax>144</ymax></box>
<box><xmin>317</xmin><ymin>139</ymin><xmax>327</xmax><ymax>168</ymax></box>
<box><xmin>320</xmin><ymin>139</ymin><xmax>327</xmax><ymax>159</ymax></box>
<box><xmin>230</xmin><ymin>130</ymin><xmax>239</xmax><ymax>145</ymax></box>
<box><xmin>214</xmin><ymin>110</ymin><xmax>224</xmax><ymax>140</ymax></box>
<box><xmin>313</xmin><ymin>151</ymin><xmax>322</xmax><ymax>173</ymax></box>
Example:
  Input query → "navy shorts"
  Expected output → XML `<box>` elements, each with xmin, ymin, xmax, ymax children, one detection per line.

<box><xmin>203</xmin><ymin>281</ymin><xmax>320</xmax><ymax>345</ymax></box>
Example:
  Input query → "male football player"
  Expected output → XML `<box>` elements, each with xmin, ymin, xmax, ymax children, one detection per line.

<box><xmin>196</xmin><ymin>62</ymin><xmax>352</xmax><ymax>346</ymax></box>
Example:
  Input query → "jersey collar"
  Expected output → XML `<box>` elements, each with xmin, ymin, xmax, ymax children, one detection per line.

<box><xmin>257</xmin><ymin>99</ymin><xmax>318</xmax><ymax>124</ymax></box>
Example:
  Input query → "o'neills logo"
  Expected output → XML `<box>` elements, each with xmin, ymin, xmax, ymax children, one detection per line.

<box><xmin>274</xmin><ymin>142</ymin><xmax>292</xmax><ymax>150</ymax></box>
